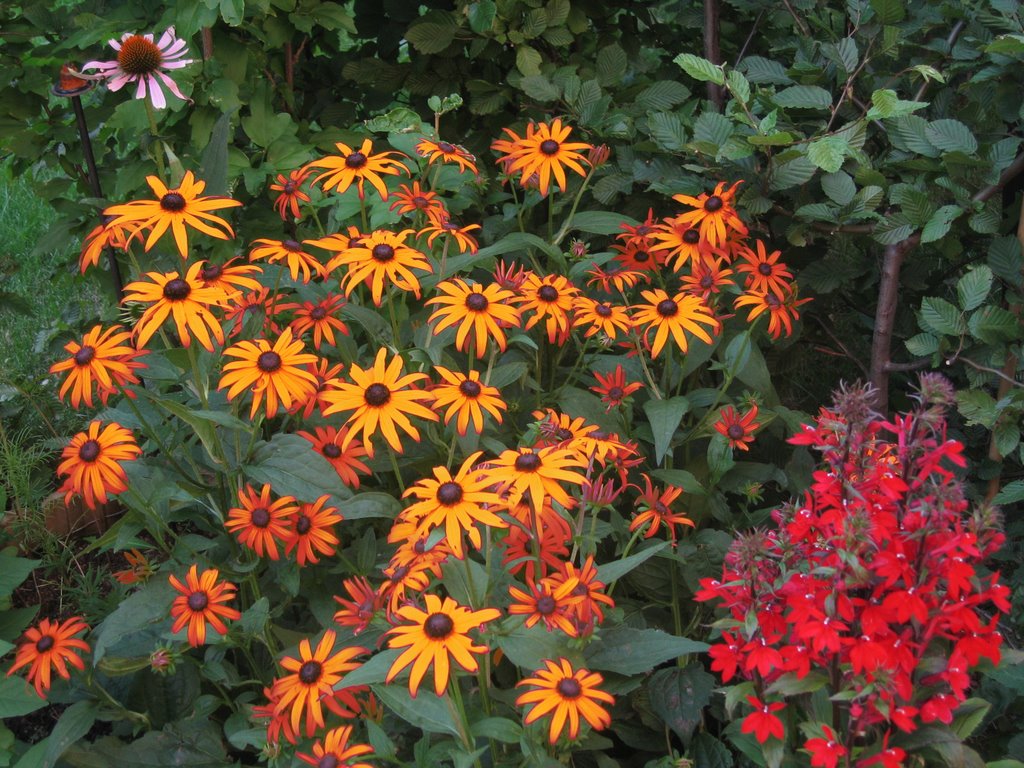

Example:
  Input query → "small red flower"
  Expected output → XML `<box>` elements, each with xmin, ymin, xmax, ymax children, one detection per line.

<box><xmin>741</xmin><ymin>696</ymin><xmax>785</xmax><ymax>743</ymax></box>
<box><xmin>713</xmin><ymin>404</ymin><xmax>761</xmax><ymax>450</ymax></box>
<box><xmin>805</xmin><ymin>725</ymin><xmax>847</xmax><ymax>768</ymax></box>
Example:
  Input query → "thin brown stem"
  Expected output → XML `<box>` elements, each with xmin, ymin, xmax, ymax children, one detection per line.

<box><xmin>704</xmin><ymin>0</ymin><xmax>724</xmax><ymax>110</ymax></box>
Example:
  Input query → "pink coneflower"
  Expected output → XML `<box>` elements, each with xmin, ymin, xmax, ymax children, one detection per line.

<box><xmin>82</xmin><ymin>28</ymin><xmax>192</xmax><ymax>109</ymax></box>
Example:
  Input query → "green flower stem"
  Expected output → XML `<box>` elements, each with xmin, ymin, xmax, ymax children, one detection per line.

<box><xmin>669</xmin><ymin>559</ymin><xmax>684</xmax><ymax>661</ymax></box>
<box><xmin>632</xmin><ymin>331</ymin><xmax>664</xmax><ymax>400</ymax></box>
<box><xmin>448</xmin><ymin>680</ymin><xmax>483</xmax><ymax>767</ymax></box>
<box><xmin>86</xmin><ymin>670</ymin><xmax>150</xmax><ymax>726</ymax></box>
<box><xmin>359</xmin><ymin>195</ymin><xmax>369</xmax><ymax>232</ymax></box>
<box><xmin>607</xmin><ymin>527</ymin><xmax>644</xmax><ymax>598</ymax></box>
<box><xmin>387</xmin><ymin>445</ymin><xmax>405</xmax><ymax>495</ymax></box>
<box><xmin>143</xmin><ymin>99</ymin><xmax>167</xmax><ymax>182</ymax></box>
<box><xmin>552</xmin><ymin>165</ymin><xmax>597</xmax><ymax>247</ymax></box>
<box><xmin>117</xmin><ymin>383</ymin><xmax>203</xmax><ymax>485</ymax></box>
<box><xmin>437</xmin><ymin>236</ymin><xmax>451</xmax><ymax>281</ymax></box>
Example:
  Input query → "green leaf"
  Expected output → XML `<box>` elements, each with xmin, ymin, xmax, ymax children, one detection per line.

<box><xmin>199</xmin><ymin>111</ymin><xmax>232</xmax><ymax>197</ymax></box>
<box><xmin>957</xmin><ymin>390</ymin><xmax>997</xmax><ymax>428</ymax></box>
<box><xmin>569</xmin><ymin>211</ymin><xmax>639</xmax><ymax>236</ymax></box>
<box><xmin>692</xmin><ymin>112</ymin><xmax>733</xmax><ymax>153</ymax></box>
<box><xmin>986</xmin><ymin>34</ymin><xmax>1024</xmax><ymax>56</ymax></box>
<box><xmin>337</xmin><ymin>492</ymin><xmax>401</xmax><ymax>520</ymax></box>
<box><xmin>441</xmin><ymin>557</ymin><xmax>488</xmax><ymax>607</ymax></box>
<box><xmin>741</xmin><ymin>56</ymin><xmax>791</xmax><ymax>85</ymax></box>
<box><xmin>596</xmin><ymin>44</ymin><xmax>627</xmax><ymax>86</ymax></box>
<box><xmin>647</xmin><ymin>664</ymin><xmax>716</xmax><ymax>743</ymax></box>
<box><xmin>770</xmin><ymin>156</ymin><xmax>817</xmax><ymax>191</ymax></box>
<box><xmin>691</xmin><ymin>733</ymin><xmax>733</xmax><ymax>768</ymax></box>
<box><xmin>920</xmin><ymin>297</ymin><xmax>966</xmax><ymax>336</ymax></box>
<box><xmin>650</xmin><ymin>468</ymin><xmax>706</xmax><ymax>495</ymax></box>
<box><xmin>471</xmin><ymin>717</ymin><xmax>522</xmax><ymax>744</ymax></box>
<box><xmin>495</xmin><ymin>623</ymin><xmax>569</xmax><ymax>671</ymax></box>
<box><xmin>635</xmin><ymin>81</ymin><xmax>691</xmax><ymax>111</ymax></box>
<box><xmin>673</xmin><ymin>53</ymin><xmax>724</xmax><ymax>85</ymax></box>
<box><xmin>988</xmin><ymin>236</ymin><xmax>1023</xmax><ymax>286</ymax></box>
<box><xmin>866</xmin><ymin>89</ymin><xmax>927</xmax><ymax>119</ymax></box>
<box><xmin>519</xmin><ymin>75</ymin><xmax>560</xmax><ymax>102</ymax></box>
<box><xmin>644</xmin><ymin>397</ymin><xmax>690</xmax><ymax>464</ymax></box>
<box><xmin>893</xmin><ymin>115</ymin><xmax>940</xmax><ymax>157</ymax></box>
<box><xmin>92</xmin><ymin>579</ymin><xmax>176</xmax><ymax>665</ymax></box>
<box><xmin>995</xmin><ymin>422</ymin><xmax>1020</xmax><ymax>458</ymax></box>
<box><xmin>905</xmin><ymin>333</ymin><xmax>939</xmax><ymax>357</ymax></box>
<box><xmin>149</xmin><ymin>398</ymin><xmax>246</xmax><ymax>468</ymax></box>
<box><xmin>0</xmin><ymin>552</ymin><xmax>39</xmax><ymax>600</ymax></box>
<box><xmin>870</xmin><ymin>0</ymin><xmax>905</xmax><ymax>22</ymax></box>
<box><xmin>994</xmin><ymin>480</ymin><xmax>1024</xmax><ymax>505</ymax></box>
<box><xmin>41</xmin><ymin>701</ymin><xmax>96</xmax><ymax>768</ymax></box>
<box><xmin>516</xmin><ymin>45</ymin><xmax>542</xmax><ymax>77</ymax></box>
<box><xmin>925</xmin><ymin>119</ymin><xmax>978</xmax><ymax>155</ymax></box>
<box><xmin>726</xmin><ymin>70</ymin><xmax>751</xmax><ymax>104</ymax></box>
<box><xmin>0</xmin><ymin>677</ymin><xmax>46</xmax><ymax>718</ymax></box>
<box><xmin>585</xmin><ymin>628</ymin><xmax>708</xmax><ymax>675</ymax></box>
<box><xmin>335</xmin><ymin>649</ymin><xmax>400</xmax><ymax>689</ymax></box>
<box><xmin>747</xmin><ymin>132</ymin><xmax>794</xmax><ymax>146</ymax></box>
<box><xmin>648</xmin><ymin>112</ymin><xmax>688</xmax><ymax>151</ymax></box>
<box><xmin>61</xmin><ymin>720</ymin><xmax>228</xmax><ymax>767</ymax></box>
<box><xmin>765</xmin><ymin>671</ymin><xmax>828</xmax><ymax>696</ymax></box>
<box><xmin>545</xmin><ymin>0</ymin><xmax>570</xmax><ymax>26</ymax></box>
<box><xmin>475</xmin><ymin>232</ymin><xmax>563</xmax><ymax>263</ymax></box>
<box><xmin>957</xmin><ymin>266</ymin><xmax>993</xmax><ymax>312</ymax></box>
<box><xmin>951</xmin><ymin>698</ymin><xmax>991</xmax><ymax>741</ymax></box>
<box><xmin>773</xmin><ymin>85</ymin><xmax>832</xmax><ymax>110</ymax></box>
<box><xmin>821</xmin><ymin>172</ymin><xmax>856</xmax><ymax>205</ymax></box>
<box><xmin>312</xmin><ymin>2</ymin><xmax>355</xmax><ymax>31</ymax></box>
<box><xmin>807</xmin><ymin>136</ymin><xmax>848</xmax><ymax>173</ymax></box>
<box><xmin>239</xmin><ymin>597</ymin><xmax>269</xmax><ymax>637</ymax></box>
<box><xmin>969</xmin><ymin>305</ymin><xmax>1021</xmax><ymax>343</ymax></box>
<box><xmin>372</xmin><ymin>685</ymin><xmax>460</xmax><ymax>737</ymax></box>
<box><xmin>468</xmin><ymin>0</ymin><xmax>496</xmax><ymax>33</ymax></box>
<box><xmin>920</xmin><ymin>205</ymin><xmax>963</xmax><ymax>244</ymax></box>
<box><xmin>596</xmin><ymin>542</ymin><xmax>669</xmax><ymax>584</ymax></box>
<box><xmin>406</xmin><ymin>19</ymin><xmax>456</xmax><ymax>54</ymax></box>
<box><xmin>244</xmin><ymin>433</ymin><xmax>353</xmax><ymax>504</ymax></box>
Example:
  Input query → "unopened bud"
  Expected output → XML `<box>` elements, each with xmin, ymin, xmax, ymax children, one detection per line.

<box><xmin>588</xmin><ymin>144</ymin><xmax>610</xmax><ymax>167</ymax></box>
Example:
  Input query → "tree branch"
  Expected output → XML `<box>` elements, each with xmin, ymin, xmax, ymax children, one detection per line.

<box><xmin>704</xmin><ymin>0</ymin><xmax>724</xmax><ymax>111</ymax></box>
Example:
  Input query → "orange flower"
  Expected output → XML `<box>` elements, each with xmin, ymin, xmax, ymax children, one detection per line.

<box><xmin>272</xmin><ymin>630</ymin><xmax>366</xmax><ymax>736</ymax></box>
<box><xmin>168</xmin><ymin>565</ymin><xmax>241</xmax><ymax>646</ymax></box>
<box><xmin>508</xmin><ymin>576</ymin><xmax>583</xmax><ymax>636</ymax></box>
<box><xmin>79</xmin><ymin>217</ymin><xmax>129</xmax><ymax>273</ymax></box>
<box><xmin>503</xmin><ymin>119</ymin><xmax>591</xmax><ymax>196</ymax></box>
<box><xmin>415</xmin><ymin>137</ymin><xmax>479</xmax><ymax>175</ymax></box>
<box><xmin>305</xmin><ymin>139</ymin><xmax>409</xmax><ymax>200</ymax></box>
<box><xmin>225</xmin><ymin>483</ymin><xmax>297</xmax><ymax>560</ymax></box>
<box><xmin>249</xmin><ymin>238</ymin><xmax>326</xmax><ymax>283</ymax></box>
<box><xmin>517</xmin><ymin>273</ymin><xmax>578</xmax><ymax>344</ymax></box>
<box><xmin>611</xmin><ymin>240</ymin><xmax>663</xmax><ymax>273</ymax></box>
<box><xmin>670</xmin><ymin>180</ymin><xmax>747</xmax><ymax>249</ymax></box>
<box><xmin>218</xmin><ymin>328</ymin><xmax>319</xmax><ymax>418</ymax></box>
<box><xmin>289</xmin><ymin>359</ymin><xmax>344</xmax><ymax>419</ymax></box>
<box><xmin>379</xmin><ymin>557</ymin><xmax>438</xmax><ymax>616</ymax></box>
<box><xmin>103</xmin><ymin>171</ymin><xmax>241</xmax><ymax>258</ymax></box>
<box><xmin>6</xmin><ymin>617</ymin><xmax>90</xmax><ymax>698</ymax></box>
<box><xmin>333</xmin><ymin>577</ymin><xmax>384</xmax><ymax>636</ymax></box>
<box><xmin>631</xmin><ymin>475</ymin><xmax>694</xmax><ymax>543</ymax></box>
<box><xmin>734</xmin><ymin>287</ymin><xmax>811</xmax><ymax>340</ymax></box>
<box><xmin>122</xmin><ymin>262</ymin><xmax>230</xmax><ymax>350</ymax></box>
<box><xmin>328</xmin><ymin>229</ymin><xmax>432</xmax><ymax>306</ymax></box>
<box><xmin>648</xmin><ymin>216</ymin><xmax>716</xmax><ymax>272</ymax></box>
<box><xmin>571</xmin><ymin>297</ymin><xmax>631</xmax><ymax>342</ymax></box>
<box><xmin>306</xmin><ymin>226</ymin><xmax>366</xmax><ymax>270</ymax></box>
<box><xmin>281</xmin><ymin>293</ymin><xmax>350</xmax><ymax>350</ymax></box>
<box><xmin>57</xmin><ymin>421</ymin><xmax>140</xmax><ymax>509</ymax></box>
<box><xmin>197</xmin><ymin>258</ymin><xmax>264</xmax><ymax>296</ymax></box>
<box><xmin>585</xmin><ymin>263</ymin><xmax>648</xmax><ymax>294</ymax></box>
<box><xmin>113</xmin><ymin>549</ymin><xmax>153</xmax><ymax>585</ymax></box>
<box><xmin>735</xmin><ymin>240</ymin><xmax>794</xmax><ymax>299</ymax></box>
<box><xmin>516</xmin><ymin>658</ymin><xmax>614</xmax><ymax>743</ymax></box>
<box><xmin>385</xmin><ymin>594</ymin><xmax>500</xmax><ymax>697</ymax></box>
<box><xmin>50</xmin><ymin>324</ymin><xmax>146</xmax><ymax>408</ymax></box>
<box><xmin>419</xmin><ymin>216</ymin><xmax>481</xmax><ymax>255</ymax></box>
<box><xmin>714</xmin><ymin>404</ymin><xmax>762</xmax><ymax>450</ymax></box>
<box><xmin>590</xmin><ymin>365</ymin><xmax>643</xmax><ymax>411</ymax></box>
<box><xmin>297</xmin><ymin>725</ymin><xmax>374</xmax><ymax>768</ymax></box>
<box><xmin>297</xmin><ymin>426</ymin><xmax>371</xmax><ymax>488</ymax></box>
<box><xmin>390</xmin><ymin>181</ymin><xmax>447</xmax><ymax>220</ymax></box>
<box><xmin>427</xmin><ymin>279</ymin><xmax>521</xmax><ymax>358</ymax></box>
<box><xmin>269</xmin><ymin>169</ymin><xmax>312</xmax><ymax>221</ymax></box>
<box><xmin>430</xmin><ymin>367</ymin><xmax>507</xmax><ymax>436</ymax></box>
<box><xmin>549</xmin><ymin>556</ymin><xmax>614</xmax><ymax>630</ymax></box>
<box><xmin>321</xmin><ymin>347</ymin><xmax>437</xmax><ymax>457</ymax></box>
<box><xmin>631</xmin><ymin>288</ymin><xmax>720</xmax><ymax>358</ymax></box>
<box><xmin>285</xmin><ymin>495</ymin><xmax>343</xmax><ymax>566</ymax></box>
<box><xmin>483</xmin><ymin>446</ymin><xmax>586</xmax><ymax>526</ymax></box>
<box><xmin>223</xmin><ymin>287</ymin><xmax>285</xmax><ymax>339</ymax></box>
<box><xmin>680</xmin><ymin>256</ymin><xmax>735</xmax><ymax>300</ymax></box>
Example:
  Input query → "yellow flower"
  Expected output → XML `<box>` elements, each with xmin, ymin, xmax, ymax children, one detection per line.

<box><xmin>218</xmin><ymin>328</ymin><xmax>319</xmax><ymax>418</ymax></box>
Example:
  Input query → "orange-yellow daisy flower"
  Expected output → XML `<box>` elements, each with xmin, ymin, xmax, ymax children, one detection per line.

<box><xmin>57</xmin><ymin>421</ymin><xmax>140</xmax><ymax>509</ymax></box>
<box><xmin>504</xmin><ymin>119</ymin><xmax>591</xmax><ymax>196</ymax></box>
<box><xmin>6</xmin><ymin>617</ymin><xmax>90</xmax><ymax>698</ymax></box>
<box><xmin>516</xmin><ymin>658</ymin><xmax>614</xmax><ymax>743</ymax></box>
<box><xmin>680</xmin><ymin>256</ymin><xmax>735</xmax><ymax>300</ymax></box>
<box><xmin>397</xmin><ymin>451</ymin><xmax>506</xmax><ymax>559</ymax></box>
<box><xmin>218</xmin><ymin>328</ymin><xmax>319</xmax><ymax>418</ymax></box>
<box><xmin>79</xmin><ymin>217</ymin><xmax>130</xmax><ymax>273</ymax></box>
<box><xmin>320</xmin><ymin>347</ymin><xmax>437</xmax><ymax>457</ymax></box>
<box><xmin>197</xmin><ymin>258</ymin><xmax>264</xmax><ymax>296</ymax></box>
<box><xmin>305</xmin><ymin>139</ymin><xmax>409</xmax><ymax>200</ymax></box>
<box><xmin>419</xmin><ymin>216</ymin><xmax>481</xmax><ymax>255</ymax></box>
<box><xmin>112</xmin><ymin>548</ymin><xmax>154</xmax><ymax>585</ymax></box>
<box><xmin>289</xmin><ymin>359</ymin><xmax>345</xmax><ymax>419</ymax></box>
<box><xmin>225</xmin><ymin>483</ymin><xmax>297</xmax><ymax>560</ymax></box>
<box><xmin>168</xmin><ymin>564</ymin><xmax>241</xmax><ymax>646</ymax></box>
<box><xmin>415</xmin><ymin>137</ymin><xmax>479</xmax><ymax>175</ymax></box>
<box><xmin>385</xmin><ymin>594</ymin><xmax>500</xmax><ymax>697</ymax></box>
<box><xmin>670</xmin><ymin>180</ymin><xmax>748</xmax><ymax>249</ymax></box>
<box><xmin>269</xmin><ymin>168</ymin><xmax>312</xmax><ymax>221</ymax></box>
<box><xmin>103</xmin><ymin>171</ymin><xmax>241</xmax><ymax>258</ymax></box>
<box><xmin>714</xmin><ymin>404</ymin><xmax>762</xmax><ymax>450</ymax></box>
<box><xmin>571</xmin><ymin>297</ymin><xmax>631</xmax><ymax>342</ymax></box>
<box><xmin>483</xmin><ymin>446</ymin><xmax>586</xmax><ymax>525</ymax></box>
<box><xmin>223</xmin><ymin>286</ymin><xmax>286</xmax><ymax>340</ymax></box>
<box><xmin>427</xmin><ymin>279</ymin><xmax>521</xmax><ymax>357</ymax></box>
<box><xmin>297</xmin><ymin>725</ymin><xmax>375</xmax><ymax>768</ymax></box>
<box><xmin>284</xmin><ymin>495</ymin><xmax>343</xmax><ymax>566</ymax></box>
<box><xmin>50</xmin><ymin>324</ymin><xmax>146</xmax><ymax>408</ymax></box>
<box><xmin>389</xmin><ymin>181</ymin><xmax>447</xmax><ymax>220</ymax></box>
<box><xmin>631</xmin><ymin>474</ymin><xmax>694</xmax><ymax>543</ymax></box>
<box><xmin>297</xmin><ymin>426</ymin><xmax>371</xmax><ymax>488</ymax></box>
<box><xmin>735</xmin><ymin>240</ymin><xmax>794</xmax><ymax>299</ymax></box>
<box><xmin>122</xmin><ymin>261</ymin><xmax>230</xmax><ymax>350</ymax></box>
<box><xmin>517</xmin><ymin>273</ymin><xmax>578</xmax><ymax>344</ymax></box>
<box><xmin>328</xmin><ymin>228</ymin><xmax>431</xmax><ymax>306</ymax></box>
<box><xmin>508</xmin><ymin>576</ymin><xmax>583</xmax><ymax>636</ymax></box>
<box><xmin>590</xmin><ymin>365</ymin><xmax>643</xmax><ymax>411</ymax></box>
<box><xmin>281</xmin><ymin>293</ymin><xmax>350</xmax><ymax>350</ymax></box>
<box><xmin>648</xmin><ymin>216</ymin><xmax>718</xmax><ymax>272</ymax></box>
<box><xmin>272</xmin><ymin>630</ymin><xmax>366</xmax><ymax>736</ymax></box>
<box><xmin>430</xmin><ymin>367</ymin><xmax>507</xmax><ymax>436</ymax></box>
<box><xmin>333</xmin><ymin>576</ymin><xmax>384</xmax><ymax>636</ymax></box>
<box><xmin>734</xmin><ymin>287</ymin><xmax>811</xmax><ymax>340</ymax></box>
<box><xmin>631</xmin><ymin>288</ymin><xmax>720</xmax><ymax>358</ymax></box>
<box><xmin>249</xmin><ymin>238</ymin><xmax>327</xmax><ymax>283</ymax></box>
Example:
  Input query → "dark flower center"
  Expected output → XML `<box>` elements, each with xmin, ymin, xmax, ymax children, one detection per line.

<box><xmin>298</xmin><ymin>660</ymin><xmax>323</xmax><ymax>684</ymax></box>
<box><xmin>700</xmin><ymin>274</ymin><xmax>714</xmax><ymax>289</ymax></box>
<box><xmin>436</xmin><ymin>481</ymin><xmax>464</xmax><ymax>506</ymax></box>
<box><xmin>704</xmin><ymin>195</ymin><xmax>724</xmax><ymax>212</ymax></box>
<box><xmin>556</xmin><ymin>678</ymin><xmax>582</xmax><ymax>698</ymax></box>
<box><xmin>390</xmin><ymin>565</ymin><xmax>410</xmax><ymax>582</ymax></box>
<box><xmin>414</xmin><ymin>539</ymin><xmax>427</xmax><ymax>554</ymax></box>
<box><xmin>514</xmin><ymin>452</ymin><xmax>542</xmax><ymax>472</ymax></box>
<box><xmin>540</xmin><ymin>139</ymin><xmax>560</xmax><ymax>156</ymax></box>
<box><xmin>35</xmin><ymin>635</ymin><xmax>55</xmax><ymax>652</ymax></box>
<box><xmin>608</xmin><ymin>386</ymin><xmax>624</xmax><ymax>400</ymax></box>
<box><xmin>656</xmin><ymin>299</ymin><xmax>678</xmax><ymax>317</ymax></box>
<box><xmin>187</xmin><ymin>591</ymin><xmax>209</xmax><ymax>611</ymax></box>
<box><xmin>200</xmin><ymin>263</ymin><xmax>223</xmax><ymax>281</ymax></box>
<box><xmin>758</xmin><ymin>263</ymin><xmax>773</xmax><ymax>275</ymax></box>
<box><xmin>682</xmin><ymin>229</ymin><xmax>701</xmax><ymax>244</ymax></box>
<box><xmin>537</xmin><ymin>285</ymin><xmax>559</xmax><ymax>303</ymax></box>
<box><xmin>117</xmin><ymin>35</ymin><xmax>164</xmax><ymax>76</ymax></box>
<box><xmin>423</xmin><ymin>612</ymin><xmax>455</xmax><ymax>639</ymax></box>
<box><xmin>310</xmin><ymin>307</ymin><xmax>327</xmax><ymax>320</ymax></box>
<box><xmin>163</xmin><ymin>278</ymin><xmax>191</xmax><ymax>300</ymax></box>
<box><xmin>372</xmin><ymin>244</ymin><xmax>395</xmax><ymax>262</ymax></box>
<box><xmin>345</xmin><ymin>152</ymin><xmax>367</xmax><ymax>169</ymax></box>
<box><xmin>250</xmin><ymin>507</ymin><xmax>270</xmax><ymax>528</ymax></box>
<box><xmin>536</xmin><ymin>595</ymin><xmax>556</xmax><ymax>615</ymax></box>
<box><xmin>633</xmin><ymin>249</ymin><xmax>650</xmax><ymax>262</ymax></box>
<box><xmin>438</xmin><ymin>142</ymin><xmax>455</xmax><ymax>153</ymax></box>
<box><xmin>295</xmin><ymin>515</ymin><xmax>312</xmax><ymax>535</ymax></box>
<box><xmin>594</xmin><ymin>304</ymin><xmax>612</xmax><ymax>318</ymax></box>
<box><xmin>73</xmin><ymin>346</ymin><xmax>96</xmax><ymax>366</ymax></box>
<box><xmin>318</xmin><ymin>757</ymin><xmax>339</xmax><ymax>768</ymax></box>
<box><xmin>459</xmin><ymin>379</ymin><xmax>482</xmax><ymax>397</ymax></box>
<box><xmin>322</xmin><ymin>444</ymin><xmax>342</xmax><ymax>459</ymax></box>
<box><xmin>412</xmin><ymin>195</ymin><xmax>429</xmax><ymax>208</ymax></box>
<box><xmin>727</xmin><ymin>424</ymin><xmax>746</xmax><ymax>440</ymax></box>
<box><xmin>364</xmin><ymin>383</ymin><xmax>391</xmax><ymax>406</ymax></box>
<box><xmin>160</xmin><ymin>192</ymin><xmax>186</xmax><ymax>212</ymax></box>
<box><xmin>636</xmin><ymin>224</ymin><xmax>653</xmax><ymax>235</ymax></box>
<box><xmin>79</xmin><ymin>439</ymin><xmax>101</xmax><ymax>462</ymax></box>
<box><xmin>257</xmin><ymin>351</ymin><xmax>282</xmax><ymax>372</ymax></box>
<box><xmin>465</xmin><ymin>292</ymin><xmax>489</xmax><ymax>311</ymax></box>
<box><xmin>654</xmin><ymin>501</ymin><xmax>668</xmax><ymax>514</ymax></box>
<box><xmin>283</xmin><ymin>181</ymin><xmax>297</xmax><ymax>194</ymax></box>
<box><xmin>282</xmin><ymin>239</ymin><xmax>302</xmax><ymax>252</ymax></box>
<box><xmin>765</xmin><ymin>294</ymin><xmax>782</xmax><ymax>309</ymax></box>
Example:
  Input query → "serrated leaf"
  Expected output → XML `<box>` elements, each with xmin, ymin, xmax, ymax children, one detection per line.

<box><xmin>515</xmin><ymin>45</ymin><xmax>542</xmax><ymax>76</ymax></box>
<box><xmin>692</xmin><ymin>112</ymin><xmax>733</xmax><ymax>151</ymax></box>
<box><xmin>747</xmin><ymin>132</ymin><xmax>794</xmax><ymax>146</ymax></box>
<box><xmin>519</xmin><ymin>75</ymin><xmax>560</xmax><ymax>102</ymax></box>
<box><xmin>925</xmin><ymin>119</ymin><xmax>978</xmax><ymax>155</ymax></box>
<box><xmin>995</xmin><ymin>422</ymin><xmax>1020</xmax><ymax>458</ymax></box>
<box><xmin>647</xmin><ymin>665</ymin><xmax>716</xmax><ymax>743</ymax></box>
<box><xmin>905</xmin><ymin>332</ymin><xmax>939</xmax><ymax>357</ymax></box>
<box><xmin>821</xmin><ymin>172</ymin><xmax>856</xmax><ymax>205</ymax></box>
<box><xmin>870</xmin><ymin>0</ymin><xmax>905</xmax><ymax>22</ymax></box>
<box><xmin>993</xmin><ymin>480</ymin><xmax>1024</xmax><ymax>505</ymax></box>
<box><xmin>521</xmin><ymin>7</ymin><xmax>548</xmax><ymax>38</ymax></box>
<box><xmin>969</xmin><ymin>305</ymin><xmax>1022</xmax><ymax>343</ymax></box>
<box><xmin>957</xmin><ymin>266</ymin><xmax>993</xmax><ymax>311</ymax></box>
<box><xmin>635</xmin><ymin>81</ymin><xmax>691</xmax><ymax>111</ymax></box>
<box><xmin>726</xmin><ymin>70</ymin><xmax>750</xmax><ymax>104</ymax></box>
<box><xmin>988</xmin><ymin>236</ymin><xmax>1023</xmax><ymax>286</ymax></box>
<box><xmin>866</xmin><ymin>89</ymin><xmax>927</xmax><ymax>119</ymax></box>
<box><xmin>741</xmin><ymin>56</ymin><xmax>791</xmax><ymax>85</ymax></box>
<box><xmin>770</xmin><ymin>155</ymin><xmax>817</xmax><ymax>191</ymax></box>
<box><xmin>985</xmin><ymin>34</ymin><xmax>1024</xmax><ymax>56</ymax></box>
<box><xmin>546</xmin><ymin>0</ymin><xmax>570</xmax><ymax>25</ymax></box>
<box><xmin>794</xmin><ymin>203</ymin><xmax>837</xmax><ymax>222</ymax></box>
<box><xmin>596</xmin><ymin>44</ymin><xmax>627</xmax><ymax>86</ymax></box>
<box><xmin>873</xmin><ymin>216</ymin><xmax>914</xmax><ymax>245</ymax></box>
<box><xmin>673</xmin><ymin>53</ymin><xmax>724</xmax><ymax>85</ymax></box>
<box><xmin>920</xmin><ymin>297</ymin><xmax>966</xmax><ymax>336</ymax></box>
<box><xmin>807</xmin><ymin>136</ymin><xmax>848</xmax><ymax>173</ymax></box>
<box><xmin>648</xmin><ymin>112</ymin><xmax>688</xmax><ymax>151</ymax></box>
<box><xmin>921</xmin><ymin>204</ymin><xmax>963</xmax><ymax>244</ymax></box>
<box><xmin>773</xmin><ymin>85</ymin><xmax>832</xmax><ymax>110</ymax></box>
<box><xmin>957</xmin><ymin>390</ymin><xmax>997</xmax><ymax>428</ymax></box>
<box><xmin>893</xmin><ymin>115</ymin><xmax>940</xmax><ymax>157</ymax></box>
<box><xmin>644</xmin><ymin>396</ymin><xmax>690</xmax><ymax>464</ymax></box>
<box><xmin>405</xmin><ymin>19</ymin><xmax>456</xmax><ymax>54</ymax></box>
<box><xmin>468</xmin><ymin>0</ymin><xmax>496</xmax><ymax>33</ymax></box>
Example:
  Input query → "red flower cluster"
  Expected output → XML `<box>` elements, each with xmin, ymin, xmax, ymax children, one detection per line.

<box><xmin>697</xmin><ymin>379</ymin><xmax>1009</xmax><ymax>764</ymax></box>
